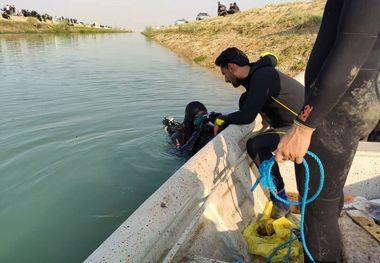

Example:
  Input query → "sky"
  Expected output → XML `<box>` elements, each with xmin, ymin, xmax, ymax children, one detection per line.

<box><xmin>2</xmin><ymin>0</ymin><xmax>296</xmax><ymax>31</ymax></box>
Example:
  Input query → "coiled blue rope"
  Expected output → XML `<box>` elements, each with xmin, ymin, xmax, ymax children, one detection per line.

<box><xmin>250</xmin><ymin>151</ymin><xmax>325</xmax><ymax>263</ymax></box>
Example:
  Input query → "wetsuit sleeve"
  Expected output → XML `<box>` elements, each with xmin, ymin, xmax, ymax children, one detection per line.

<box><xmin>297</xmin><ymin>0</ymin><xmax>380</xmax><ymax>128</ymax></box>
<box><xmin>177</xmin><ymin>130</ymin><xmax>200</xmax><ymax>153</ymax></box>
<box><xmin>223</xmin><ymin>67</ymin><xmax>277</xmax><ymax>125</ymax></box>
<box><xmin>170</xmin><ymin>131</ymin><xmax>183</xmax><ymax>147</ymax></box>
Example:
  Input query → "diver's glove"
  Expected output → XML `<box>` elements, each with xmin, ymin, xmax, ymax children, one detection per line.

<box><xmin>214</xmin><ymin>115</ymin><xmax>228</xmax><ymax>127</ymax></box>
<box><xmin>208</xmin><ymin>112</ymin><xmax>223</xmax><ymax>124</ymax></box>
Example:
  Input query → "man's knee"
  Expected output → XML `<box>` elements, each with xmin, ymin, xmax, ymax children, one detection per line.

<box><xmin>246</xmin><ymin>137</ymin><xmax>259</xmax><ymax>158</ymax></box>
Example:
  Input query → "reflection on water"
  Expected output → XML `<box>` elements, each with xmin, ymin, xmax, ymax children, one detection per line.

<box><xmin>0</xmin><ymin>34</ymin><xmax>120</xmax><ymax>65</ymax></box>
<box><xmin>0</xmin><ymin>33</ymin><xmax>240</xmax><ymax>262</ymax></box>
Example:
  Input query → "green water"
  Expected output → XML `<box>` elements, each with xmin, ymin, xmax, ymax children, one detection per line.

<box><xmin>0</xmin><ymin>33</ymin><xmax>240</xmax><ymax>262</ymax></box>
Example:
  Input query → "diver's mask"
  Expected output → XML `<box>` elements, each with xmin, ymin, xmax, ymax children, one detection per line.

<box><xmin>193</xmin><ymin>112</ymin><xmax>208</xmax><ymax>126</ymax></box>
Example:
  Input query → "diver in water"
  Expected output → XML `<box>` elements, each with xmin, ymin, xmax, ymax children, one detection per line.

<box><xmin>163</xmin><ymin>101</ymin><xmax>221</xmax><ymax>156</ymax></box>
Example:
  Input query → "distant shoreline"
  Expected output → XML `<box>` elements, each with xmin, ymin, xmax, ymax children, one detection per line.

<box><xmin>0</xmin><ymin>16</ymin><xmax>132</xmax><ymax>34</ymax></box>
<box><xmin>142</xmin><ymin>0</ymin><xmax>325</xmax><ymax>77</ymax></box>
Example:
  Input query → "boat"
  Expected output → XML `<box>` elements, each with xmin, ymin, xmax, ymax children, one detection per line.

<box><xmin>85</xmin><ymin>74</ymin><xmax>380</xmax><ymax>263</ymax></box>
<box><xmin>85</xmin><ymin>119</ymin><xmax>380</xmax><ymax>262</ymax></box>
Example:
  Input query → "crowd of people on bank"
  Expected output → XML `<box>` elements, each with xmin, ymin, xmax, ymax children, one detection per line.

<box><xmin>217</xmin><ymin>1</ymin><xmax>240</xmax><ymax>16</ymax></box>
<box><xmin>2</xmin><ymin>4</ymin><xmax>50</xmax><ymax>21</ymax></box>
<box><xmin>1</xmin><ymin>4</ymin><xmax>111</xmax><ymax>28</ymax></box>
<box><xmin>1</xmin><ymin>4</ymin><xmax>78</xmax><ymax>24</ymax></box>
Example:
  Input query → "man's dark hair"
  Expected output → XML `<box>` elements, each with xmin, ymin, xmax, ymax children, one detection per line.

<box><xmin>215</xmin><ymin>47</ymin><xmax>249</xmax><ymax>68</ymax></box>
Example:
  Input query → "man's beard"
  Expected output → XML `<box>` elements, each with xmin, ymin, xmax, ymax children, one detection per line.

<box><xmin>232</xmin><ymin>78</ymin><xmax>241</xmax><ymax>88</ymax></box>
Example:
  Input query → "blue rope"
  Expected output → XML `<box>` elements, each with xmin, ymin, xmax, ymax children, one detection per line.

<box><xmin>251</xmin><ymin>151</ymin><xmax>325</xmax><ymax>263</ymax></box>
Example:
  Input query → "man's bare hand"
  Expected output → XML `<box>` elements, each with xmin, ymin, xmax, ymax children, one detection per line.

<box><xmin>275</xmin><ymin>124</ymin><xmax>314</xmax><ymax>164</ymax></box>
<box><xmin>214</xmin><ymin>125</ymin><xmax>221</xmax><ymax>136</ymax></box>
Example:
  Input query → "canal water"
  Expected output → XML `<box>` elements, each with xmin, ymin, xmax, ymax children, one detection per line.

<box><xmin>0</xmin><ymin>33</ymin><xmax>240</xmax><ymax>262</ymax></box>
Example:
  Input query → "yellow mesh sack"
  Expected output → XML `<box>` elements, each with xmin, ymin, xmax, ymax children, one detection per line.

<box><xmin>243</xmin><ymin>201</ymin><xmax>303</xmax><ymax>262</ymax></box>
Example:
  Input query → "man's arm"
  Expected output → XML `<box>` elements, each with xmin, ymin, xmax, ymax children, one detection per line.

<box><xmin>219</xmin><ymin>67</ymin><xmax>277</xmax><ymax>126</ymax></box>
<box><xmin>297</xmin><ymin>1</ymin><xmax>380</xmax><ymax>128</ymax></box>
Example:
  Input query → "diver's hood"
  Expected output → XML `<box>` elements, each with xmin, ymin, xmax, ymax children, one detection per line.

<box><xmin>239</xmin><ymin>54</ymin><xmax>278</xmax><ymax>88</ymax></box>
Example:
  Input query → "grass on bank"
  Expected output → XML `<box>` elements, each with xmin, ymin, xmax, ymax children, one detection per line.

<box><xmin>143</xmin><ymin>0</ymin><xmax>325</xmax><ymax>76</ymax></box>
<box><xmin>0</xmin><ymin>17</ymin><xmax>131</xmax><ymax>34</ymax></box>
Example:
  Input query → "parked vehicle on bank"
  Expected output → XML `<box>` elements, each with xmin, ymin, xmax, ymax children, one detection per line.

<box><xmin>174</xmin><ymin>18</ymin><xmax>189</xmax><ymax>25</ymax></box>
<box><xmin>196</xmin><ymin>12</ymin><xmax>211</xmax><ymax>20</ymax></box>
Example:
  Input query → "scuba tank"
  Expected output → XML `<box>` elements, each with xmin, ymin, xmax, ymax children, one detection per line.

<box><xmin>162</xmin><ymin>116</ymin><xmax>181</xmax><ymax>136</ymax></box>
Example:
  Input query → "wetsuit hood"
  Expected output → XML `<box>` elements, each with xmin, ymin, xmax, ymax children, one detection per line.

<box><xmin>183</xmin><ymin>101</ymin><xmax>208</xmax><ymax>138</ymax></box>
<box><xmin>240</xmin><ymin>55</ymin><xmax>277</xmax><ymax>89</ymax></box>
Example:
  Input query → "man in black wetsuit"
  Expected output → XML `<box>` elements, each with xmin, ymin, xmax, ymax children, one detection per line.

<box><xmin>275</xmin><ymin>1</ymin><xmax>380</xmax><ymax>262</ymax></box>
<box><xmin>214</xmin><ymin>47</ymin><xmax>305</xmax><ymax>217</ymax></box>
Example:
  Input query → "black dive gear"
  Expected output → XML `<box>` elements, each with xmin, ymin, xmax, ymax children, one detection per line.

<box><xmin>163</xmin><ymin>102</ymin><xmax>221</xmax><ymax>157</ymax></box>
<box><xmin>162</xmin><ymin>116</ymin><xmax>181</xmax><ymax>136</ymax></box>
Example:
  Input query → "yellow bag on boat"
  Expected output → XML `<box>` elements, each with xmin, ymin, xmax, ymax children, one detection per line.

<box><xmin>243</xmin><ymin>201</ymin><xmax>303</xmax><ymax>262</ymax></box>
